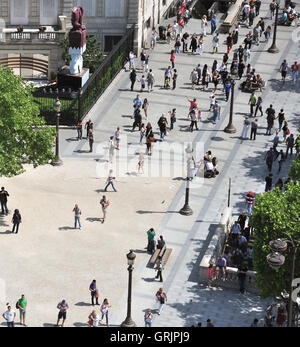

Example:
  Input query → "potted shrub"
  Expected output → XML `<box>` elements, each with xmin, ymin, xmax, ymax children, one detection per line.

<box><xmin>17</xmin><ymin>25</ymin><xmax>24</xmax><ymax>33</ymax></box>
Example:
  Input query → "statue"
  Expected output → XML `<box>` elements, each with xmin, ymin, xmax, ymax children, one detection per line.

<box><xmin>69</xmin><ymin>6</ymin><xmax>87</xmax><ymax>75</ymax></box>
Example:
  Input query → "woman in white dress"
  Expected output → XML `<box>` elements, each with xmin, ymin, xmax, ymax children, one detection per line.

<box><xmin>200</xmin><ymin>15</ymin><xmax>208</xmax><ymax>36</ymax></box>
<box><xmin>198</xmin><ymin>34</ymin><xmax>204</xmax><ymax>55</ymax></box>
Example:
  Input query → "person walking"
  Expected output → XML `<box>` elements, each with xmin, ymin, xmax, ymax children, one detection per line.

<box><xmin>142</xmin><ymin>99</ymin><xmax>149</xmax><ymax>119</ymax></box>
<box><xmin>254</xmin><ymin>96</ymin><xmax>263</xmax><ymax>117</ymax></box>
<box><xmin>265</xmin><ymin>147</ymin><xmax>275</xmax><ymax>172</ymax></box>
<box><xmin>144</xmin><ymin>308</ymin><xmax>154</xmax><ymax>327</ymax></box>
<box><xmin>100</xmin><ymin>298</ymin><xmax>111</xmax><ymax>326</ymax></box>
<box><xmin>237</xmin><ymin>265</ymin><xmax>248</xmax><ymax>294</ymax></box>
<box><xmin>76</xmin><ymin>121</ymin><xmax>83</xmax><ymax>140</ymax></box>
<box><xmin>104</xmin><ymin>170</ymin><xmax>117</xmax><ymax>192</ymax></box>
<box><xmin>88</xmin><ymin>129</ymin><xmax>94</xmax><ymax>153</ymax></box>
<box><xmin>100</xmin><ymin>196</ymin><xmax>110</xmax><ymax>224</ymax></box>
<box><xmin>241</xmin><ymin>117</ymin><xmax>250</xmax><ymax>139</ymax></box>
<box><xmin>245</xmin><ymin>191</ymin><xmax>256</xmax><ymax>216</ymax></box>
<box><xmin>250</xmin><ymin>119</ymin><xmax>258</xmax><ymax>140</ymax></box>
<box><xmin>211</xmin><ymin>14</ymin><xmax>217</xmax><ymax>34</ymax></box>
<box><xmin>282</xmin><ymin>121</ymin><xmax>290</xmax><ymax>143</ymax></box>
<box><xmin>172</xmin><ymin>69</ymin><xmax>178</xmax><ymax>90</ymax></box>
<box><xmin>286</xmin><ymin>134</ymin><xmax>295</xmax><ymax>157</ymax></box>
<box><xmin>114</xmin><ymin>127</ymin><xmax>121</xmax><ymax>150</ymax></box>
<box><xmin>277</xmin><ymin>109</ymin><xmax>285</xmax><ymax>131</ymax></box>
<box><xmin>189</xmin><ymin>109</ymin><xmax>198</xmax><ymax>132</ymax></box>
<box><xmin>12</xmin><ymin>209</ymin><xmax>21</xmax><ymax>234</ymax></box>
<box><xmin>291</xmin><ymin>61</ymin><xmax>298</xmax><ymax>84</ymax></box>
<box><xmin>213</xmin><ymin>101</ymin><xmax>221</xmax><ymax>124</ymax></box>
<box><xmin>273</xmin><ymin>130</ymin><xmax>280</xmax><ymax>150</ymax></box>
<box><xmin>0</xmin><ymin>187</ymin><xmax>9</xmax><ymax>215</ymax></box>
<box><xmin>73</xmin><ymin>204</ymin><xmax>81</xmax><ymax>230</ymax></box>
<box><xmin>56</xmin><ymin>300</ymin><xmax>69</xmax><ymax>327</ymax></box>
<box><xmin>212</xmin><ymin>33</ymin><xmax>219</xmax><ymax>53</ymax></box>
<box><xmin>132</xmin><ymin>108</ymin><xmax>142</xmax><ymax>132</ymax></box>
<box><xmin>129</xmin><ymin>68</ymin><xmax>137</xmax><ymax>91</ymax></box>
<box><xmin>206</xmin><ymin>319</ymin><xmax>214</xmax><ymax>327</ymax></box>
<box><xmin>248</xmin><ymin>91</ymin><xmax>257</xmax><ymax>117</ymax></box>
<box><xmin>147</xmin><ymin>228</ymin><xmax>156</xmax><ymax>254</ymax></box>
<box><xmin>156</xmin><ymin>288</ymin><xmax>167</xmax><ymax>315</ymax></box>
<box><xmin>169</xmin><ymin>108</ymin><xmax>176</xmax><ymax>131</ymax></box>
<box><xmin>226</xmin><ymin>33</ymin><xmax>233</xmax><ymax>53</ymax></box>
<box><xmin>147</xmin><ymin>69</ymin><xmax>155</xmax><ymax>92</ymax></box>
<box><xmin>140</xmin><ymin>123</ymin><xmax>146</xmax><ymax>144</ymax></box>
<box><xmin>265</xmin><ymin>173</ymin><xmax>273</xmax><ymax>192</ymax></box>
<box><xmin>89</xmin><ymin>280</ymin><xmax>99</xmax><ymax>306</ymax></box>
<box><xmin>85</xmin><ymin>119</ymin><xmax>94</xmax><ymax>139</ymax></box>
<box><xmin>197</xmin><ymin>34</ymin><xmax>204</xmax><ymax>55</ymax></box>
<box><xmin>280</xmin><ymin>60</ymin><xmax>288</xmax><ymax>83</ymax></box>
<box><xmin>108</xmin><ymin>136</ymin><xmax>116</xmax><ymax>163</ymax></box>
<box><xmin>88</xmin><ymin>310</ymin><xmax>100</xmax><ymax>327</ymax></box>
<box><xmin>170</xmin><ymin>49</ymin><xmax>175</xmax><ymax>68</ymax></box>
<box><xmin>2</xmin><ymin>305</ymin><xmax>16</xmax><ymax>327</ymax></box>
<box><xmin>265</xmin><ymin>105</ymin><xmax>276</xmax><ymax>135</ymax></box>
<box><xmin>17</xmin><ymin>294</ymin><xmax>27</xmax><ymax>326</ymax></box>
<box><xmin>224</xmin><ymin>78</ymin><xmax>232</xmax><ymax>102</ymax></box>
<box><xmin>155</xmin><ymin>259</ymin><xmax>164</xmax><ymax>282</ymax></box>
<box><xmin>138</xmin><ymin>152</ymin><xmax>145</xmax><ymax>174</ymax></box>
<box><xmin>277</xmin><ymin>150</ymin><xmax>285</xmax><ymax>173</ymax></box>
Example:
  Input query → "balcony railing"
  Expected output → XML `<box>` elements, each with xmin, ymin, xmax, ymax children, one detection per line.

<box><xmin>0</xmin><ymin>29</ymin><xmax>66</xmax><ymax>44</ymax></box>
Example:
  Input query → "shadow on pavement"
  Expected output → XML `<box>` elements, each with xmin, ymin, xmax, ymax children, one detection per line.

<box><xmin>187</xmin><ymin>223</ymin><xmax>218</xmax><ymax>283</ymax></box>
<box><xmin>75</xmin><ymin>302</ymin><xmax>92</xmax><ymax>307</ymax></box>
<box><xmin>58</xmin><ymin>226</ymin><xmax>75</xmax><ymax>231</ymax></box>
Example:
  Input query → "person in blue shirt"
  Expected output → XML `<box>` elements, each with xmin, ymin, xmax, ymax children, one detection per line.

<box><xmin>224</xmin><ymin>79</ymin><xmax>232</xmax><ymax>102</ymax></box>
<box><xmin>211</xmin><ymin>14</ymin><xmax>217</xmax><ymax>35</ymax></box>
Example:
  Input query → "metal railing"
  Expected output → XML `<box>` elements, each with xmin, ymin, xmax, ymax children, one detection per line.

<box><xmin>0</xmin><ymin>31</ymin><xmax>66</xmax><ymax>43</ymax></box>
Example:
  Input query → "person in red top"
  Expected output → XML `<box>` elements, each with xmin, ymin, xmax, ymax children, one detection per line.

<box><xmin>245</xmin><ymin>191</ymin><xmax>256</xmax><ymax>216</ymax></box>
<box><xmin>291</xmin><ymin>61</ymin><xmax>298</xmax><ymax>84</ymax></box>
<box><xmin>178</xmin><ymin>16</ymin><xmax>185</xmax><ymax>33</ymax></box>
<box><xmin>186</xmin><ymin>96</ymin><xmax>198</xmax><ymax>116</ymax></box>
<box><xmin>170</xmin><ymin>50</ymin><xmax>175</xmax><ymax>69</ymax></box>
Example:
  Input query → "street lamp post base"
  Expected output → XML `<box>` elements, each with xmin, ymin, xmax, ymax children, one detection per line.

<box><xmin>121</xmin><ymin>317</ymin><xmax>137</xmax><ymax>328</ymax></box>
<box><xmin>179</xmin><ymin>204</ymin><xmax>193</xmax><ymax>216</ymax></box>
<box><xmin>268</xmin><ymin>45</ymin><xmax>279</xmax><ymax>53</ymax></box>
<box><xmin>51</xmin><ymin>158</ymin><xmax>63</xmax><ymax>166</ymax></box>
<box><xmin>224</xmin><ymin>124</ymin><xmax>237</xmax><ymax>134</ymax></box>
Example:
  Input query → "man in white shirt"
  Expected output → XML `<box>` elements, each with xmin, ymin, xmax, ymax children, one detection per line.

<box><xmin>172</xmin><ymin>21</ymin><xmax>179</xmax><ymax>37</ymax></box>
<box><xmin>3</xmin><ymin>306</ymin><xmax>16</xmax><ymax>327</ymax></box>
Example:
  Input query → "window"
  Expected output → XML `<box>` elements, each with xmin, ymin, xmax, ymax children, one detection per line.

<box><xmin>104</xmin><ymin>35</ymin><xmax>122</xmax><ymax>52</ymax></box>
<box><xmin>10</xmin><ymin>0</ymin><xmax>29</xmax><ymax>25</ymax></box>
<box><xmin>77</xmin><ymin>0</ymin><xmax>97</xmax><ymax>17</ymax></box>
<box><xmin>40</xmin><ymin>0</ymin><xmax>58</xmax><ymax>25</ymax></box>
<box><xmin>105</xmin><ymin>0</ymin><xmax>125</xmax><ymax>17</ymax></box>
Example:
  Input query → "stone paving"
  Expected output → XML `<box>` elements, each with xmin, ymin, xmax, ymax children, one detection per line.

<box><xmin>1</xmin><ymin>0</ymin><xmax>299</xmax><ymax>327</ymax></box>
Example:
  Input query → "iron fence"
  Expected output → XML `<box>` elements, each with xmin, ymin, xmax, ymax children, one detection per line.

<box><xmin>33</xmin><ymin>24</ymin><xmax>135</xmax><ymax>125</ymax></box>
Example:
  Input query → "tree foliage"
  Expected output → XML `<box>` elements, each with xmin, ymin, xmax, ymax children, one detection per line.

<box><xmin>250</xmin><ymin>183</ymin><xmax>300</xmax><ymax>299</ymax></box>
<box><xmin>0</xmin><ymin>67</ymin><xmax>56</xmax><ymax>177</ymax></box>
<box><xmin>60</xmin><ymin>34</ymin><xmax>104</xmax><ymax>73</ymax></box>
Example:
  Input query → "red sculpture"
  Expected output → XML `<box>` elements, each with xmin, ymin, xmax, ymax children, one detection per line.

<box><xmin>69</xmin><ymin>6</ymin><xmax>87</xmax><ymax>49</ymax></box>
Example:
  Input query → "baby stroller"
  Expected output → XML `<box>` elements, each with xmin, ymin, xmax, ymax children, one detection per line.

<box><xmin>159</xmin><ymin>26</ymin><xmax>167</xmax><ymax>41</ymax></box>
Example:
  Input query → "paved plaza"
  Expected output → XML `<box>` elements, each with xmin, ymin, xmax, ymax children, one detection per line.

<box><xmin>1</xmin><ymin>0</ymin><xmax>300</xmax><ymax>327</ymax></box>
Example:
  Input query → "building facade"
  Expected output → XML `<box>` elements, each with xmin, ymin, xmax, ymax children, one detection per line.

<box><xmin>0</xmin><ymin>0</ymin><xmax>175</xmax><ymax>79</ymax></box>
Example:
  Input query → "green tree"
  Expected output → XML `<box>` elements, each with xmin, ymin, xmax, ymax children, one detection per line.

<box><xmin>59</xmin><ymin>34</ymin><xmax>104</xmax><ymax>73</ymax></box>
<box><xmin>289</xmin><ymin>128</ymin><xmax>300</xmax><ymax>180</ymax></box>
<box><xmin>250</xmin><ymin>183</ymin><xmax>300</xmax><ymax>299</ymax></box>
<box><xmin>0</xmin><ymin>67</ymin><xmax>56</xmax><ymax>177</ymax></box>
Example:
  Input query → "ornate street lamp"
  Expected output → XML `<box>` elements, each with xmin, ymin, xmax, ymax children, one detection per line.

<box><xmin>179</xmin><ymin>144</ymin><xmax>193</xmax><ymax>216</ymax></box>
<box><xmin>267</xmin><ymin>236</ymin><xmax>298</xmax><ymax>327</ymax></box>
<box><xmin>224</xmin><ymin>79</ymin><xmax>236</xmax><ymax>134</ymax></box>
<box><xmin>51</xmin><ymin>97</ymin><xmax>63</xmax><ymax>166</ymax></box>
<box><xmin>121</xmin><ymin>250</ymin><xmax>137</xmax><ymax>327</ymax></box>
<box><xmin>268</xmin><ymin>0</ymin><xmax>280</xmax><ymax>53</ymax></box>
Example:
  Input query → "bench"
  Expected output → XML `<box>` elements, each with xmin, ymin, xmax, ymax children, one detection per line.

<box><xmin>220</xmin><ymin>0</ymin><xmax>244</xmax><ymax>34</ymax></box>
<box><xmin>149</xmin><ymin>245</ymin><xmax>173</xmax><ymax>267</ymax></box>
<box><xmin>149</xmin><ymin>245</ymin><xmax>166</xmax><ymax>267</ymax></box>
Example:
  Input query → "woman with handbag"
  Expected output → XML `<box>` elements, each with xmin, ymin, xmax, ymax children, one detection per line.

<box><xmin>88</xmin><ymin>310</ymin><xmax>100</xmax><ymax>327</ymax></box>
<box><xmin>156</xmin><ymin>288</ymin><xmax>167</xmax><ymax>315</ymax></box>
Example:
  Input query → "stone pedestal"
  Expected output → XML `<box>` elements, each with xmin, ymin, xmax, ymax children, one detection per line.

<box><xmin>57</xmin><ymin>67</ymin><xmax>89</xmax><ymax>90</ymax></box>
